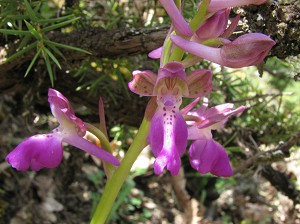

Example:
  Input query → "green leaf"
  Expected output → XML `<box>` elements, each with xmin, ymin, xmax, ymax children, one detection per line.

<box><xmin>6</xmin><ymin>14</ymin><xmax>28</xmax><ymax>20</ymax></box>
<box><xmin>189</xmin><ymin>0</ymin><xmax>210</xmax><ymax>31</ymax></box>
<box><xmin>24</xmin><ymin>20</ymin><xmax>42</xmax><ymax>40</ymax></box>
<box><xmin>25</xmin><ymin>48</ymin><xmax>41</xmax><ymax>77</ymax></box>
<box><xmin>43</xmin><ymin>50</ymin><xmax>55</xmax><ymax>86</ymax></box>
<box><xmin>0</xmin><ymin>29</ymin><xmax>30</xmax><ymax>35</ymax></box>
<box><xmin>18</xmin><ymin>34</ymin><xmax>32</xmax><ymax>50</ymax></box>
<box><xmin>37</xmin><ymin>15</ymin><xmax>75</xmax><ymax>24</ymax></box>
<box><xmin>46</xmin><ymin>43</ymin><xmax>65</xmax><ymax>60</ymax></box>
<box><xmin>40</xmin><ymin>17</ymin><xmax>80</xmax><ymax>33</ymax></box>
<box><xmin>24</xmin><ymin>0</ymin><xmax>39</xmax><ymax>21</ymax></box>
<box><xmin>2</xmin><ymin>41</ymin><xmax>37</xmax><ymax>64</ymax></box>
<box><xmin>43</xmin><ymin>47</ymin><xmax>61</xmax><ymax>69</ymax></box>
<box><xmin>44</xmin><ymin>40</ymin><xmax>91</xmax><ymax>54</ymax></box>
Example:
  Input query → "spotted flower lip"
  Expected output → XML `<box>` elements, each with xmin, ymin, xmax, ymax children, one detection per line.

<box><xmin>186</xmin><ymin>98</ymin><xmax>246</xmax><ymax>177</ymax></box>
<box><xmin>128</xmin><ymin>62</ymin><xmax>213</xmax><ymax>176</ymax></box>
<box><xmin>6</xmin><ymin>88</ymin><xmax>120</xmax><ymax>171</ymax></box>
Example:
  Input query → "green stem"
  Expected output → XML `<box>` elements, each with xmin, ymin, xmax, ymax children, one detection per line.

<box><xmin>85</xmin><ymin>122</ymin><xmax>113</xmax><ymax>153</ymax></box>
<box><xmin>85</xmin><ymin>122</ymin><xmax>116</xmax><ymax>178</ymax></box>
<box><xmin>90</xmin><ymin>118</ymin><xmax>150</xmax><ymax>224</ymax></box>
<box><xmin>189</xmin><ymin>0</ymin><xmax>210</xmax><ymax>31</ymax></box>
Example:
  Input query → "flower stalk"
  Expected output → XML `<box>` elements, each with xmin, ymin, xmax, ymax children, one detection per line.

<box><xmin>90</xmin><ymin>118</ymin><xmax>150</xmax><ymax>224</ymax></box>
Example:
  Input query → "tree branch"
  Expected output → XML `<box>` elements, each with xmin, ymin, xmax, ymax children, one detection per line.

<box><xmin>1</xmin><ymin>2</ymin><xmax>300</xmax><ymax>75</ymax></box>
<box><xmin>235</xmin><ymin>130</ymin><xmax>300</xmax><ymax>174</ymax></box>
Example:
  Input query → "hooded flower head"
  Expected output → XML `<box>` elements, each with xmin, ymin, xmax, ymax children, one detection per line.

<box><xmin>171</xmin><ymin>33</ymin><xmax>275</xmax><ymax>68</ymax></box>
<box><xmin>185</xmin><ymin>98</ymin><xmax>246</xmax><ymax>177</ymax></box>
<box><xmin>6</xmin><ymin>89</ymin><xmax>119</xmax><ymax>171</ymax></box>
<box><xmin>129</xmin><ymin>62</ymin><xmax>212</xmax><ymax>175</ymax></box>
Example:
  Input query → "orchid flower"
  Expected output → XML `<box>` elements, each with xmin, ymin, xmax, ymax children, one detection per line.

<box><xmin>6</xmin><ymin>88</ymin><xmax>120</xmax><ymax>171</ymax></box>
<box><xmin>171</xmin><ymin>33</ymin><xmax>275</xmax><ymax>68</ymax></box>
<box><xmin>184</xmin><ymin>98</ymin><xmax>246</xmax><ymax>177</ymax></box>
<box><xmin>207</xmin><ymin>0</ymin><xmax>268</xmax><ymax>13</ymax></box>
<box><xmin>129</xmin><ymin>61</ymin><xmax>212</xmax><ymax>175</ymax></box>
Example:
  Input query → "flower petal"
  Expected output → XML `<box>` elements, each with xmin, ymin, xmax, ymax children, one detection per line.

<box><xmin>154</xmin><ymin>62</ymin><xmax>189</xmax><ymax>96</ymax></box>
<box><xmin>189</xmin><ymin>139</ymin><xmax>233</xmax><ymax>177</ymax></box>
<box><xmin>149</xmin><ymin>108</ymin><xmax>187</xmax><ymax>176</ymax></box>
<box><xmin>187</xmin><ymin>69</ymin><xmax>212</xmax><ymax>98</ymax></box>
<box><xmin>148</xmin><ymin>46</ymin><xmax>163</xmax><ymax>59</ymax></box>
<box><xmin>221</xmin><ymin>33</ymin><xmax>276</xmax><ymax>67</ymax></box>
<box><xmin>63</xmin><ymin>134</ymin><xmax>120</xmax><ymax>166</ymax></box>
<box><xmin>159</xmin><ymin>0</ymin><xmax>193</xmax><ymax>37</ymax></box>
<box><xmin>196</xmin><ymin>9</ymin><xmax>229</xmax><ymax>40</ymax></box>
<box><xmin>6</xmin><ymin>134</ymin><xmax>63</xmax><ymax>171</ymax></box>
<box><xmin>128</xmin><ymin>70</ymin><xmax>157</xmax><ymax>96</ymax></box>
<box><xmin>197</xmin><ymin>104</ymin><xmax>246</xmax><ymax>129</ymax></box>
<box><xmin>171</xmin><ymin>35</ymin><xmax>224</xmax><ymax>65</ymax></box>
<box><xmin>48</xmin><ymin>88</ymin><xmax>86</xmax><ymax>136</ymax></box>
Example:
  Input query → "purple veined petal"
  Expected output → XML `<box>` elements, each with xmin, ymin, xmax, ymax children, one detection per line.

<box><xmin>128</xmin><ymin>70</ymin><xmax>157</xmax><ymax>96</ymax></box>
<box><xmin>5</xmin><ymin>133</ymin><xmax>63</xmax><ymax>171</ymax></box>
<box><xmin>186</xmin><ymin>69</ymin><xmax>212</xmax><ymax>98</ymax></box>
<box><xmin>48</xmin><ymin>88</ymin><xmax>86</xmax><ymax>137</ymax></box>
<box><xmin>207</xmin><ymin>0</ymin><xmax>268</xmax><ymax>12</ymax></box>
<box><xmin>221</xmin><ymin>33</ymin><xmax>276</xmax><ymax>66</ymax></box>
<box><xmin>159</xmin><ymin>0</ymin><xmax>193</xmax><ymax>37</ymax></box>
<box><xmin>148</xmin><ymin>46</ymin><xmax>163</xmax><ymax>59</ymax></box>
<box><xmin>149</xmin><ymin>106</ymin><xmax>188</xmax><ymax>176</ymax></box>
<box><xmin>189</xmin><ymin>139</ymin><xmax>233</xmax><ymax>177</ymax></box>
<box><xmin>154</xmin><ymin>62</ymin><xmax>189</xmax><ymax>96</ymax></box>
<box><xmin>63</xmin><ymin>134</ymin><xmax>120</xmax><ymax>166</ymax></box>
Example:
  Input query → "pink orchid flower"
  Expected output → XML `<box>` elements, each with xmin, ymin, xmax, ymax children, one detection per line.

<box><xmin>171</xmin><ymin>33</ymin><xmax>275</xmax><ymax>68</ymax></box>
<box><xmin>6</xmin><ymin>88</ymin><xmax>120</xmax><ymax>171</ymax></box>
<box><xmin>184</xmin><ymin>98</ymin><xmax>246</xmax><ymax>177</ymax></box>
<box><xmin>207</xmin><ymin>0</ymin><xmax>268</xmax><ymax>12</ymax></box>
<box><xmin>129</xmin><ymin>62</ymin><xmax>212</xmax><ymax>175</ymax></box>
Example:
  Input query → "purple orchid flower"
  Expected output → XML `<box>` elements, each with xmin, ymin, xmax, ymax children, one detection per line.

<box><xmin>207</xmin><ymin>0</ymin><xmax>268</xmax><ymax>12</ymax></box>
<box><xmin>184</xmin><ymin>98</ymin><xmax>246</xmax><ymax>177</ymax></box>
<box><xmin>171</xmin><ymin>33</ymin><xmax>275</xmax><ymax>68</ymax></box>
<box><xmin>6</xmin><ymin>88</ymin><xmax>120</xmax><ymax>171</ymax></box>
<box><xmin>129</xmin><ymin>62</ymin><xmax>212</xmax><ymax>175</ymax></box>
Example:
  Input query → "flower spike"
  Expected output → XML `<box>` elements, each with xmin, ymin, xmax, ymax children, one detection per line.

<box><xmin>129</xmin><ymin>62</ymin><xmax>213</xmax><ymax>176</ymax></box>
